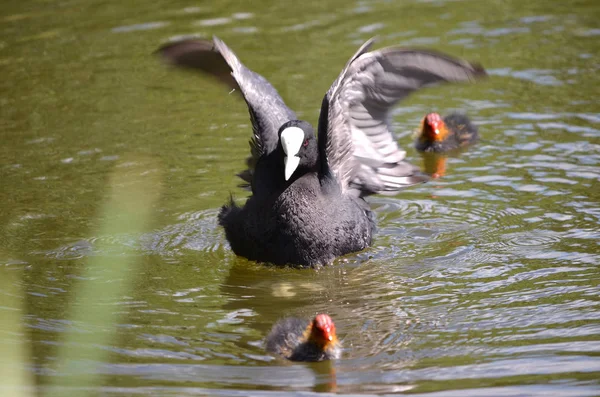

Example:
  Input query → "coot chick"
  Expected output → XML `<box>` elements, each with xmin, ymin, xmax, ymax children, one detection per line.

<box><xmin>415</xmin><ymin>112</ymin><xmax>479</xmax><ymax>153</ymax></box>
<box><xmin>157</xmin><ymin>37</ymin><xmax>486</xmax><ymax>267</ymax></box>
<box><xmin>265</xmin><ymin>314</ymin><xmax>341</xmax><ymax>362</ymax></box>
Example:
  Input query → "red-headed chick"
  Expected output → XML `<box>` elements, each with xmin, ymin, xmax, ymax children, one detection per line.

<box><xmin>415</xmin><ymin>112</ymin><xmax>479</xmax><ymax>153</ymax></box>
<box><xmin>265</xmin><ymin>314</ymin><xmax>341</xmax><ymax>361</ymax></box>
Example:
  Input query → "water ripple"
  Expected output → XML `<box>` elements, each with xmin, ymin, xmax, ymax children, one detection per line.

<box><xmin>4</xmin><ymin>0</ymin><xmax>600</xmax><ymax>395</ymax></box>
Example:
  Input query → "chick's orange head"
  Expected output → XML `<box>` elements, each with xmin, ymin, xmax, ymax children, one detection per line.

<box><xmin>423</xmin><ymin>112</ymin><xmax>449</xmax><ymax>142</ymax></box>
<box><xmin>312</xmin><ymin>314</ymin><xmax>336</xmax><ymax>342</ymax></box>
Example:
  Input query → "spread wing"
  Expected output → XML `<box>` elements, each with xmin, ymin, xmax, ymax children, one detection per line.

<box><xmin>318</xmin><ymin>39</ymin><xmax>487</xmax><ymax>195</ymax></box>
<box><xmin>157</xmin><ymin>37</ymin><xmax>297</xmax><ymax>184</ymax></box>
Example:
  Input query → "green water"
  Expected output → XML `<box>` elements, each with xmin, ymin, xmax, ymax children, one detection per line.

<box><xmin>1</xmin><ymin>0</ymin><xmax>599</xmax><ymax>395</ymax></box>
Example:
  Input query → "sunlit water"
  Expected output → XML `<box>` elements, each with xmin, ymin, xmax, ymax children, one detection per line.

<box><xmin>1</xmin><ymin>0</ymin><xmax>599</xmax><ymax>395</ymax></box>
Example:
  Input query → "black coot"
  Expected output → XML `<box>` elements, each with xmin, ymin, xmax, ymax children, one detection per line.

<box><xmin>157</xmin><ymin>37</ymin><xmax>486</xmax><ymax>267</ymax></box>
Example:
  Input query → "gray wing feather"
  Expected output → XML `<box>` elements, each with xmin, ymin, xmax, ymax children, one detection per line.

<box><xmin>157</xmin><ymin>36</ymin><xmax>296</xmax><ymax>166</ymax></box>
<box><xmin>323</xmin><ymin>40</ymin><xmax>487</xmax><ymax>195</ymax></box>
<box><xmin>212</xmin><ymin>37</ymin><xmax>296</xmax><ymax>157</ymax></box>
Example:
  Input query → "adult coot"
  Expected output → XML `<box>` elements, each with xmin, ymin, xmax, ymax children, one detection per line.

<box><xmin>265</xmin><ymin>314</ymin><xmax>341</xmax><ymax>361</ymax></box>
<box><xmin>415</xmin><ymin>112</ymin><xmax>479</xmax><ymax>153</ymax></box>
<box><xmin>158</xmin><ymin>37</ymin><xmax>486</xmax><ymax>267</ymax></box>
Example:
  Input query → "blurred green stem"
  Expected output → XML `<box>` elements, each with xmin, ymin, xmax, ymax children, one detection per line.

<box><xmin>46</xmin><ymin>158</ymin><xmax>162</xmax><ymax>396</ymax></box>
<box><xmin>0</xmin><ymin>270</ymin><xmax>34</xmax><ymax>397</ymax></box>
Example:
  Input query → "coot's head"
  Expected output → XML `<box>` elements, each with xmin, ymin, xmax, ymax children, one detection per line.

<box><xmin>421</xmin><ymin>112</ymin><xmax>449</xmax><ymax>142</ymax></box>
<box><xmin>278</xmin><ymin>120</ymin><xmax>318</xmax><ymax>181</ymax></box>
<box><xmin>309</xmin><ymin>314</ymin><xmax>337</xmax><ymax>346</ymax></box>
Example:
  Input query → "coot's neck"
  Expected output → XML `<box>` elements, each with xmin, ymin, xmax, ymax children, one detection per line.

<box><xmin>251</xmin><ymin>148</ymin><xmax>319</xmax><ymax>197</ymax></box>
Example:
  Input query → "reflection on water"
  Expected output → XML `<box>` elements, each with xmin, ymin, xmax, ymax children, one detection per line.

<box><xmin>421</xmin><ymin>153</ymin><xmax>449</xmax><ymax>178</ymax></box>
<box><xmin>1</xmin><ymin>0</ymin><xmax>599</xmax><ymax>395</ymax></box>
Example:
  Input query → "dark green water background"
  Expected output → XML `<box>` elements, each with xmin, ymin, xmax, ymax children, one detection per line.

<box><xmin>1</xmin><ymin>0</ymin><xmax>599</xmax><ymax>395</ymax></box>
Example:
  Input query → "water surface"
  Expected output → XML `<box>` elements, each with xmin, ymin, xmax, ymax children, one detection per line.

<box><xmin>1</xmin><ymin>0</ymin><xmax>599</xmax><ymax>395</ymax></box>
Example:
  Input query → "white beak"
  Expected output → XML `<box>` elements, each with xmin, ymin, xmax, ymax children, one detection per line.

<box><xmin>280</xmin><ymin>126</ymin><xmax>304</xmax><ymax>181</ymax></box>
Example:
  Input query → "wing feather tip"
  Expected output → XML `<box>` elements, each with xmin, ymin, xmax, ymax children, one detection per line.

<box><xmin>469</xmin><ymin>62</ymin><xmax>488</xmax><ymax>79</ymax></box>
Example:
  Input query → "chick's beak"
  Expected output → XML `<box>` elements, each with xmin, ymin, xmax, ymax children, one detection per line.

<box><xmin>323</xmin><ymin>326</ymin><xmax>333</xmax><ymax>341</ymax></box>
